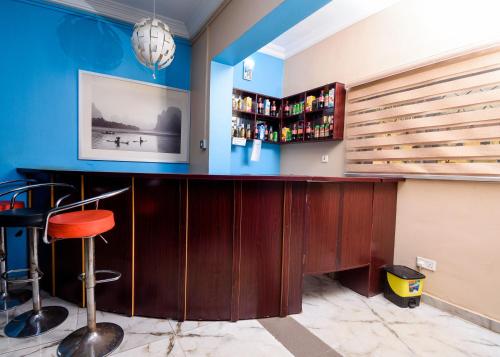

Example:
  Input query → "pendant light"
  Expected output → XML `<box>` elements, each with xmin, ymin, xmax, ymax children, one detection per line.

<box><xmin>131</xmin><ymin>0</ymin><xmax>176</xmax><ymax>78</ymax></box>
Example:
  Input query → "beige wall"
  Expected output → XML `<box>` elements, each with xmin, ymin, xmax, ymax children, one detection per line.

<box><xmin>189</xmin><ymin>0</ymin><xmax>283</xmax><ymax>173</ymax></box>
<box><xmin>396</xmin><ymin>179</ymin><xmax>500</xmax><ymax>321</ymax></box>
<box><xmin>281</xmin><ymin>0</ymin><xmax>500</xmax><ymax>320</ymax></box>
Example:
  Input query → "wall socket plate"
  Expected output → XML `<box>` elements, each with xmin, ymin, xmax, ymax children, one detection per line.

<box><xmin>321</xmin><ymin>154</ymin><xmax>329</xmax><ymax>163</ymax></box>
<box><xmin>416</xmin><ymin>256</ymin><xmax>437</xmax><ymax>271</ymax></box>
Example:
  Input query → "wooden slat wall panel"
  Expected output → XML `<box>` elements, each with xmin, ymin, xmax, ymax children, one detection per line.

<box><xmin>345</xmin><ymin>45</ymin><xmax>500</xmax><ymax>177</ymax></box>
<box><xmin>348</xmin><ymin>67</ymin><xmax>500</xmax><ymax>112</ymax></box>
<box><xmin>348</xmin><ymin>47</ymin><xmax>500</xmax><ymax>100</ymax></box>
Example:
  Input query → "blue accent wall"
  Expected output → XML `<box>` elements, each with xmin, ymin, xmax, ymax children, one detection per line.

<box><xmin>230</xmin><ymin>52</ymin><xmax>283</xmax><ymax>175</ymax></box>
<box><xmin>209</xmin><ymin>61</ymin><xmax>233</xmax><ymax>174</ymax></box>
<box><xmin>0</xmin><ymin>0</ymin><xmax>191</xmax><ymax>270</ymax></box>
<box><xmin>233</xmin><ymin>52</ymin><xmax>283</xmax><ymax>98</ymax></box>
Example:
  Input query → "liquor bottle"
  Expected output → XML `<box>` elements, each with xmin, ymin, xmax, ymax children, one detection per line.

<box><xmin>319</xmin><ymin>90</ymin><xmax>324</xmax><ymax>109</ymax></box>
<box><xmin>254</xmin><ymin>124</ymin><xmax>259</xmax><ymax>139</ymax></box>
<box><xmin>258</xmin><ymin>97</ymin><xmax>263</xmax><ymax>114</ymax></box>
<box><xmin>246</xmin><ymin>124</ymin><xmax>252</xmax><ymax>139</ymax></box>
<box><xmin>265</xmin><ymin>125</ymin><xmax>269</xmax><ymax>141</ymax></box>
<box><xmin>239</xmin><ymin>124</ymin><xmax>245</xmax><ymax>138</ymax></box>
<box><xmin>292</xmin><ymin>124</ymin><xmax>297</xmax><ymax>141</ymax></box>
<box><xmin>269</xmin><ymin>126</ymin><xmax>273</xmax><ymax>141</ymax></box>
<box><xmin>271</xmin><ymin>101</ymin><xmax>276</xmax><ymax>116</ymax></box>
<box><xmin>329</xmin><ymin>117</ymin><xmax>333</xmax><ymax>137</ymax></box>
<box><xmin>297</xmin><ymin>123</ymin><xmax>303</xmax><ymax>140</ymax></box>
<box><xmin>284</xmin><ymin>101</ymin><xmax>290</xmax><ymax>116</ymax></box>
<box><xmin>306</xmin><ymin>122</ymin><xmax>312</xmax><ymax>139</ymax></box>
<box><xmin>264</xmin><ymin>99</ymin><xmax>270</xmax><ymax>115</ymax></box>
<box><xmin>314</xmin><ymin>125</ymin><xmax>319</xmax><ymax>138</ymax></box>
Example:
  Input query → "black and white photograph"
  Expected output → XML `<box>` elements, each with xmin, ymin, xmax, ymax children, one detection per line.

<box><xmin>79</xmin><ymin>71</ymin><xmax>190</xmax><ymax>163</ymax></box>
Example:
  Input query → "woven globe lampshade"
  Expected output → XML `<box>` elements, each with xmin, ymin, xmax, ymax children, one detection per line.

<box><xmin>131</xmin><ymin>18</ymin><xmax>176</xmax><ymax>72</ymax></box>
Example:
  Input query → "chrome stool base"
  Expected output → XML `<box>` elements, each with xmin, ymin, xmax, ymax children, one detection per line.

<box><xmin>0</xmin><ymin>289</ymin><xmax>31</xmax><ymax>311</ymax></box>
<box><xmin>57</xmin><ymin>322</ymin><xmax>124</xmax><ymax>357</ymax></box>
<box><xmin>4</xmin><ymin>306</ymin><xmax>69</xmax><ymax>338</ymax></box>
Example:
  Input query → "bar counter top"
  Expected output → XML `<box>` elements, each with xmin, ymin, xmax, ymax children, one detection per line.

<box><xmin>17</xmin><ymin>168</ymin><xmax>403</xmax><ymax>182</ymax></box>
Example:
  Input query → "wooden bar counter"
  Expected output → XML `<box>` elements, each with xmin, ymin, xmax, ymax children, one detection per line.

<box><xmin>18</xmin><ymin>168</ymin><xmax>401</xmax><ymax>321</ymax></box>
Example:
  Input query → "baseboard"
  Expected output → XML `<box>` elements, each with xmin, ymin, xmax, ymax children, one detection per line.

<box><xmin>422</xmin><ymin>293</ymin><xmax>500</xmax><ymax>334</ymax></box>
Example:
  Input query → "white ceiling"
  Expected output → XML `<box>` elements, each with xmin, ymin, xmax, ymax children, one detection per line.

<box><xmin>48</xmin><ymin>0</ymin><xmax>224</xmax><ymax>38</ymax></box>
<box><xmin>259</xmin><ymin>0</ymin><xmax>401</xmax><ymax>60</ymax></box>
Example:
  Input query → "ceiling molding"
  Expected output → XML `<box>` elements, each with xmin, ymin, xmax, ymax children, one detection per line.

<box><xmin>47</xmin><ymin>0</ymin><xmax>190</xmax><ymax>38</ymax></box>
<box><xmin>258</xmin><ymin>43</ymin><xmax>286</xmax><ymax>60</ymax></box>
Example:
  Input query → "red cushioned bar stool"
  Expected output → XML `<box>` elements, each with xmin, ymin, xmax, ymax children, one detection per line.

<box><xmin>43</xmin><ymin>187</ymin><xmax>129</xmax><ymax>357</ymax></box>
<box><xmin>0</xmin><ymin>182</ymin><xmax>75</xmax><ymax>338</ymax></box>
<box><xmin>0</xmin><ymin>179</ymin><xmax>37</xmax><ymax>311</ymax></box>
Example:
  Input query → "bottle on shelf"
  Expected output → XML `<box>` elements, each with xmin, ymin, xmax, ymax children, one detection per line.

<box><xmin>292</xmin><ymin>124</ymin><xmax>297</xmax><ymax>141</ymax></box>
<box><xmin>269</xmin><ymin>126</ymin><xmax>273</xmax><ymax>141</ymax></box>
<box><xmin>319</xmin><ymin>90</ymin><xmax>324</xmax><ymax>109</ymax></box>
<box><xmin>284</xmin><ymin>101</ymin><xmax>290</xmax><ymax>116</ymax></box>
<box><xmin>239</xmin><ymin>124</ymin><xmax>245</xmax><ymax>138</ymax></box>
<box><xmin>246</xmin><ymin>124</ymin><xmax>252</xmax><ymax>139</ymax></box>
<box><xmin>306</xmin><ymin>122</ymin><xmax>312</xmax><ymax>140</ymax></box>
<box><xmin>254</xmin><ymin>124</ymin><xmax>259</xmax><ymax>139</ymax></box>
<box><xmin>328</xmin><ymin>88</ymin><xmax>335</xmax><ymax>108</ymax></box>
<box><xmin>271</xmin><ymin>101</ymin><xmax>276</xmax><ymax>116</ymax></box>
<box><xmin>273</xmin><ymin>130</ymin><xmax>278</xmax><ymax>142</ymax></box>
<box><xmin>258</xmin><ymin>97</ymin><xmax>263</xmax><ymax>114</ymax></box>
<box><xmin>314</xmin><ymin>124</ymin><xmax>320</xmax><ymax>139</ymax></box>
<box><xmin>329</xmin><ymin>116</ymin><xmax>334</xmax><ymax>137</ymax></box>
<box><xmin>264</xmin><ymin>125</ymin><xmax>269</xmax><ymax>141</ymax></box>
<box><xmin>297</xmin><ymin>123</ymin><xmax>303</xmax><ymax>140</ymax></box>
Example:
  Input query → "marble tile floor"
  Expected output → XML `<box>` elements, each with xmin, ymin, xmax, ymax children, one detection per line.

<box><xmin>0</xmin><ymin>276</ymin><xmax>499</xmax><ymax>356</ymax></box>
<box><xmin>293</xmin><ymin>275</ymin><xmax>500</xmax><ymax>357</ymax></box>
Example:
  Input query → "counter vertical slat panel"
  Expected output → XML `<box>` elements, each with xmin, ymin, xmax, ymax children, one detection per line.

<box><xmin>134</xmin><ymin>178</ymin><xmax>181</xmax><ymax>319</ymax></box>
<box><xmin>368</xmin><ymin>182</ymin><xmax>398</xmax><ymax>296</ymax></box>
<box><xmin>303</xmin><ymin>183</ymin><xmax>342</xmax><ymax>274</ymax></box>
<box><xmin>239</xmin><ymin>181</ymin><xmax>283</xmax><ymax>319</ymax></box>
<box><xmin>186</xmin><ymin>180</ymin><xmax>233</xmax><ymax>320</ymax></box>
<box><xmin>337</xmin><ymin>183</ymin><xmax>374</xmax><ymax>270</ymax></box>
<box><xmin>285</xmin><ymin>181</ymin><xmax>307</xmax><ymax>315</ymax></box>
<box><xmin>85</xmin><ymin>175</ymin><xmax>133</xmax><ymax>316</ymax></box>
<box><xmin>53</xmin><ymin>173</ymin><xmax>84</xmax><ymax>306</ymax></box>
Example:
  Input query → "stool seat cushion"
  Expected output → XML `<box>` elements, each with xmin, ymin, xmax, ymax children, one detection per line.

<box><xmin>0</xmin><ymin>201</ymin><xmax>25</xmax><ymax>211</ymax></box>
<box><xmin>0</xmin><ymin>208</ymin><xmax>44</xmax><ymax>227</ymax></box>
<box><xmin>48</xmin><ymin>210</ymin><xmax>115</xmax><ymax>239</ymax></box>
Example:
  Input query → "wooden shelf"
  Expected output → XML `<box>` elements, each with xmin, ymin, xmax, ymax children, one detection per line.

<box><xmin>232</xmin><ymin>82</ymin><xmax>345</xmax><ymax>145</ymax></box>
<box><xmin>256</xmin><ymin>113</ymin><xmax>281</xmax><ymax>120</ymax></box>
<box><xmin>233</xmin><ymin>109</ymin><xmax>256</xmax><ymax>116</ymax></box>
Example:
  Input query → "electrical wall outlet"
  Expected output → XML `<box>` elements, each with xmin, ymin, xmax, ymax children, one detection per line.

<box><xmin>416</xmin><ymin>256</ymin><xmax>437</xmax><ymax>271</ymax></box>
<box><xmin>321</xmin><ymin>154</ymin><xmax>329</xmax><ymax>163</ymax></box>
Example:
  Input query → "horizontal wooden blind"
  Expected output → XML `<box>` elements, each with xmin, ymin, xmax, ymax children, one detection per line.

<box><xmin>345</xmin><ymin>45</ymin><xmax>500</xmax><ymax>177</ymax></box>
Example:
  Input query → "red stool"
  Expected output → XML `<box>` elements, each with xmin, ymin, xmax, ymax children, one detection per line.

<box><xmin>0</xmin><ymin>179</ymin><xmax>36</xmax><ymax>311</ymax></box>
<box><xmin>43</xmin><ymin>187</ymin><xmax>129</xmax><ymax>357</ymax></box>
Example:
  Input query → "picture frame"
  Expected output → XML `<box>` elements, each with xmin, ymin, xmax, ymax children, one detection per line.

<box><xmin>78</xmin><ymin>70</ymin><xmax>190</xmax><ymax>163</ymax></box>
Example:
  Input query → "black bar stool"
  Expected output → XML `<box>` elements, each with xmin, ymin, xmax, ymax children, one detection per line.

<box><xmin>0</xmin><ymin>182</ymin><xmax>74</xmax><ymax>338</ymax></box>
<box><xmin>0</xmin><ymin>179</ymin><xmax>36</xmax><ymax>311</ymax></box>
<box><xmin>43</xmin><ymin>187</ymin><xmax>129</xmax><ymax>357</ymax></box>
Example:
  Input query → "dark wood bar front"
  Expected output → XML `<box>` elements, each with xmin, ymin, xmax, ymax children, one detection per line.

<box><xmin>19</xmin><ymin>169</ymin><xmax>400</xmax><ymax>321</ymax></box>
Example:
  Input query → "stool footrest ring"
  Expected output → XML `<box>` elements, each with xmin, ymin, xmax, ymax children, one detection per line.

<box><xmin>78</xmin><ymin>269</ymin><xmax>121</xmax><ymax>284</ymax></box>
<box><xmin>2</xmin><ymin>268</ymin><xmax>44</xmax><ymax>284</ymax></box>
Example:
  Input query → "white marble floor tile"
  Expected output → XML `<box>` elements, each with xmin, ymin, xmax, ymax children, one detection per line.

<box><xmin>113</xmin><ymin>337</ymin><xmax>185</xmax><ymax>357</ymax></box>
<box><xmin>0</xmin><ymin>295</ymin><xmax>79</xmax><ymax>355</ymax></box>
<box><xmin>176</xmin><ymin>320</ymin><xmax>293</xmax><ymax>357</ymax></box>
<box><xmin>75</xmin><ymin>309</ymin><xmax>175</xmax><ymax>354</ymax></box>
<box><xmin>294</xmin><ymin>275</ymin><xmax>500</xmax><ymax>357</ymax></box>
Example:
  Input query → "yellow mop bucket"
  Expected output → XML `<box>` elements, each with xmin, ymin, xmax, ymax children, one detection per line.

<box><xmin>383</xmin><ymin>265</ymin><xmax>425</xmax><ymax>308</ymax></box>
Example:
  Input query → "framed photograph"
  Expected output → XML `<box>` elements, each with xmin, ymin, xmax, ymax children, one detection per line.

<box><xmin>79</xmin><ymin>70</ymin><xmax>190</xmax><ymax>163</ymax></box>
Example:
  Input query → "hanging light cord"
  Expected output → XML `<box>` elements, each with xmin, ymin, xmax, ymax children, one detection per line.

<box><xmin>152</xmin><ymin>0</ymin><xmax>157</xmax><ymax>79</ymax></box>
